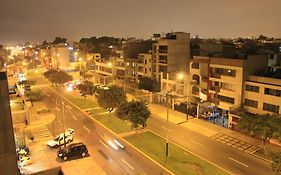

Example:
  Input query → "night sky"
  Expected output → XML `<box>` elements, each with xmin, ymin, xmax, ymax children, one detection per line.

<box><xmin>0</xmin><ymin>0</ymin><xmax>280</xmax><ymax>44</ymax></box>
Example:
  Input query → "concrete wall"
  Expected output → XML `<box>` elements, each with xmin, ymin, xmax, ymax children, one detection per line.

<box><xmin>0</xmin><ymin>71</ymin><xmax>20</xmax><ymax>175</ymax></box>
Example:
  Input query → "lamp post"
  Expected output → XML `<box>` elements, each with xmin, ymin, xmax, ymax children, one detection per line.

<box><xmin>165</xmin><ymin>72</ymin><xmax>186</xmax><ymax>158</ymax></box>
<box><xmin>165</xmin><ymin>91</ymin><xmax>171</xmax><ymax>158</ymax></box>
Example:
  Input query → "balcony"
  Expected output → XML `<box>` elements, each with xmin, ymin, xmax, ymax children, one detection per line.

<box><xmin>210</xmin><ymin>73</ymin><xmax>221</xmax><ymax>79</ymax></box>
<box><xmin>190</xmin><ymin>80</ymin><xmax>198</xmax><ymax>86</ymax></box>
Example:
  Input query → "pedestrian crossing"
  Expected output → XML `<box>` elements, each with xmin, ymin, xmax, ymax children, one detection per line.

<box><xmin>30</xmin><ymin>126</ymin><xmax>53</xmax><ymax>141</ymax></box>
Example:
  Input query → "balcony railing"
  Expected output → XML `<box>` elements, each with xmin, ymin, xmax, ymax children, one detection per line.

<box><xmin>210</xmin><ymin>73</ymin><xmax>221</xmax><ymax>79</ymax></box>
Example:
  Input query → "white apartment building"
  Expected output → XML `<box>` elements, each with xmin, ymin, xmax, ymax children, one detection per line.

<box><xmin>152</xmin><ymin>32</ymin><xmax>190</xmax><ymax>81</ymax></box>
<box><xmin>50</xmin><ymin>43</ymin><xmax>71</xmax><ymax>69</ymax></box>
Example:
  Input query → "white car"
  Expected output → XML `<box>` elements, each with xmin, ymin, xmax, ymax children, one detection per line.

<box><xmin>19</xmin><ymin>156</ymin><xmax>32</xmax><ymax>166</ymax></box>
<box><xmin>99</xmin><ymin>133</ymin><xmax>125</xmax><ymax>150</ymax></box>
<box><xmin>47</xmin><ymin>129</ymin><xmax>74</xmax><ymax>148</ymax></box>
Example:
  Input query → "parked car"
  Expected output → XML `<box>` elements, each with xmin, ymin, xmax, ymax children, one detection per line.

<box><xmin>19</xmin><ymin>156</ymin><xmax>32</xmax><ymax>166</ymax></box>
<box><xmin>16</xmin><ymin>145</ymin><xmax>30</xmax><ymax>158</ymax></box>
<box><xmin>47</xmin><ymin>129</ymin><xmax>74</xmax><ymax>148</ymax></box>
<box><xmin>57</xmin><ymin>142</ymin><xmax>88</xmax><ymax>161</ymax></box>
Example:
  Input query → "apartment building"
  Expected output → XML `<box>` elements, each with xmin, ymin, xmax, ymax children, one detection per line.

<box><xmin>152</xmin><ymin>32</ymin><xmax>190</xmax><ymax>81</ymax></box>
<box><xmin>137</xmin><ymin>53</ymin><xmax>152</xmax><ymax>80</ymax></box>
<box><xmin>189</xmin><ymin>55</ymin><xmax>269</xmax><ymax>127</ymax></box>
<box><xmin>50</xmin><ymin>43</ymin><xmax>71</xmax><ymax>69</ymax></box>
<box><xmin>94</xmin><ymin>58</ymin><xmax>114</xmax><ymax>84</ymax></box>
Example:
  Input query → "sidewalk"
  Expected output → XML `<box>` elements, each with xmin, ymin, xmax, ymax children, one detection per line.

<box><xmin>25</xmin><ymin>101</ymin><xmax>56</xmax><ymax>131</ymax></box>
<box><xmin>148</xmin><ymin>103</ymin><xmax>262</xmax><ymax>147</ymax></box>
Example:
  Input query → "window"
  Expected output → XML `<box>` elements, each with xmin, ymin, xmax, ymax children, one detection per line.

<box><xmin>159</xmin><ymin>45</ymin><xmax>168</xmax><ymax>53</ymax></box>
<box><xmin>263</xmin><ymin>103</ymin><xmax>280</xmax><ymax>113</ymax></box>
<box><xmin>264</xmin><ymin>88</ymin><xmax>281</xmax><ymax>97</ymax></box>
<box><xmin>191</xmin><ymin>62</ymin><xmax>199</xmax><ymax>69</ymax></box>
<box><xmin>218</xmin><ymin>95</ymin><xmax>234</xmax><ymax>104</ymax></box>
<box><xmin>159</xmin><ymin>65</ymin><xmax>167</xmax><ymax>73</ymax></box>
<box><xmin>159</xmin><ymin>55</ymin><xmax>168</xmax><ymax>64</ymax></box>
<box><xmin>245</xmin><ymin>85</ymin><xmax>259</xmax><ymax>93</ymax></box>
<box><xmin>244</xmin><ymin>99</ymin><xmax>258</xmax><ymax>108</ymax></box>
<box><xmin>214</xmin><ymin>68</ymin><xmax>236</xmax><ymax>77</ymax></box>
<box><xmin>144</xmin><ymin>60</ymin><xmax>147</xmax><ymax>64</ymax></box>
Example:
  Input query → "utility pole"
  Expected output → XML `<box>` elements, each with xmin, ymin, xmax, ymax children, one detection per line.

<box><xmin>165</xmin><ymin>91</ymin><xmax>170</xmax><ymax>158</ymax></box>
<box><xmin>62</xmin><ymin>101</ymin><xmax>66</xmax><ymax>148</ymax></box>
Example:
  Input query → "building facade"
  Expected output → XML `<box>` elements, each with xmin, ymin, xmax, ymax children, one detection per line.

<box><xmin>152</xmin><ymin>32</ymin><xmax>190</xmax><ymax>81</ymax></box>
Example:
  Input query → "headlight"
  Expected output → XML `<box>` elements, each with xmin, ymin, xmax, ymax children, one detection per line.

<box><xmin>58</xmin><ymin>154</ymin><xmax>63</xmax><ymax>157</ymax></box>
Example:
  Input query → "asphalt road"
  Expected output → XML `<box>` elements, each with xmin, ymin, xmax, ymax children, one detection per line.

<box><xmin>42</xmin><ymin>87</ymin><xmax>171</xmax><ymax>175</ymax></box>
<box><xmin>147</xmin><ymin>116</ymin><xmax>272</xmax><ymax>175</ymax></box>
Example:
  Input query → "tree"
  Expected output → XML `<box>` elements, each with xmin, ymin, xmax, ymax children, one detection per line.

<box><xmin>77</xmin><ymin>81</ymin><xmax>96</xmax><ymax>99</ymax></box>
<box><xmin>272</xmin><ymin>152</ymin><xmax>281</xmax><ymax>175</ymax></box>
<box><xmin>43</xmin><ymin>69</ymin><xmax>72</xmax><ymax>86</ymax></box>
<box><xmin>96</xmin><ymin>84</ymin><xmax>126</xmax><ymax>112</ymax></box>
<box><xmin>237</xmin><ymin>114</ymin><xmax>257</xmax><ymax>136</ymax></box>
<box><xmin>25</xmin><ymin>90</ymin><xmax>43</xmax><ymax>102</ymax></box>
<box><xmin>52</xmin><ymin>37</ymin><xmax>67</xmax><ymax>44</ymax></box>
<box><xmin>80</xmin><ymin>71</ymin><xmax>93</xmax><ymax>80</ymax></box>
<box><xmin>116</xmin><ymin>100</ymin><xmax>151</xmax><ymax>129</ymax></box>
<box><xmin>138</xmin><ymin>77</ymin><xmax>153</xmax><ymax>91</ymax></box>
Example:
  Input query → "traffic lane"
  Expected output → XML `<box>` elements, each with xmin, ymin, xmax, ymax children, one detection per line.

<box><xmin>64</xmin><ymin>103</ymin><xmax>171</xmax><ymax>175</ymax></box>
<box><xmin>44</xmin><ymin>89</ymin><xmax>171</xmax><ymax>175</ymax></box>
<box><xmin>43</xmin><ymin>94</ymin><xmax>128</xmax><ymax>175</ymax></box>
<box><xmin>147</xmin><ymin>116</ymin><xmax>271</xmax><ymax>175</ymax></box>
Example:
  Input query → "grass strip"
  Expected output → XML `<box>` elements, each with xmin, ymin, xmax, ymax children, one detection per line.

<box><xmin>125</xmin><ymin>131</ymin><xmax>231</xmax><ymax>175</ymax></box>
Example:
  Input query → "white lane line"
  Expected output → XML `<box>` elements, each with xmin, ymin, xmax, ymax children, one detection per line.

<box><xmin>66</xmin><ymin>105</ymin><xmax>72</xmax><ymax>110</ymax></box>
<box><xmin>229</xmin><ymin>157</ymin><xmax>249</xmax><ymax>167</ymax></box>
<box><xmin>83</xmin><ymin>126</ymin><xmax>90</xmax><ymax>132</ymax></box>
<box><xmin>191</xmin><ymin>139</ymin><xmax>204</xmax><ymax>147</ymax></box>
<box><xmin>99</xmin><ymin>140</ymin><xmax>109</xmax><ymax>148</ymax></box>
<box><xmin>161</xmin><ymin>126</ymin><xmax>172</xmax><ymax>132</ymax></box>
<box><xmin>121</xmin><ymin>158</ymin><xmax>134</xmax><ymax>170</ymax></box>
<box><xmin>72</xmin><ymin>115</ymin><xmax>78</xmax><ymax>121</ymax></box>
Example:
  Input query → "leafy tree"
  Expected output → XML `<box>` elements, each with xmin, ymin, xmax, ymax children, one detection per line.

<box><xmin>80</xmin><ymin>71</ymin><xmax>93</xmax><ymax>80</ymax></box>
<box><xmin>116</xmin><ymin>100</ymin><xmax>151</xmax><ymax>129</ymax></box>
<box><xmin>237</xmin><ymin>114</ymin><xmax>257</xmax><ymax>136</ymax></box>
<box><xmin>96</xmin><ymin>84</ymin><xmax>126</xmax><ymax>112</ymax></box>
<box><xmin>272</xmin><ymin>152</ymin><xmax>281</xmax><ymax>175</ymax></box>
<box><xmin>77</xmin><ymin>81</ymin><xmax>96</xmax><ymax>99</ymax></box>
<box><xmin>138</xmin><ymin>77</ymin><xmax>153</xmax><ymax>91</ymax></box>
<box><xmin>25</xmin><ymin>90</ymin><xmax>43</xmax><ymax>101</ymax></box>
<box><xmin>52</xmin><ymin>37</ymin><xmax>67</xmax><ymax>44</ymax></box>
<box><xmin>43</xmin><ymin>69</ymin><xmax>72</xmax><ymax>86</ymax></box>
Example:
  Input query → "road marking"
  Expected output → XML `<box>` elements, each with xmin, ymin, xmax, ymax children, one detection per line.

<box><xmin>83</xmin><ymin>126</ymin><xmax>90</xmax><ymax>132</ymax></box>
<box><xmin>161</xmin><ymin>126</ymin><xmax>172</xmax><ymax>132</ymax></box>
<box><xmin>72</xmin><ymin>115</ymin><xmax>78</xmax><ymax>121</ymax></box>
<box><xmin>121</xmin><ymin>158</ymin><xmax>134</xmax><ymax>170</ymax></box>
<box><xmin>191</xmin><ymin>139</ymin><xmax>204</xmax><ymax>147</ymax></box>
<box><xmin>66</xmin><ymin>105</ymin><xmax>72</xmax><ymax>110</ymax></box>
<box><xmin>99</xmin><ymin>140</ymin><xmax>109</xmax><ymax>148</ymax></box>
<box><xmin>229</xmin><ymin>157</ymin><xmax>249</xmax><ymax>168</ymax></box>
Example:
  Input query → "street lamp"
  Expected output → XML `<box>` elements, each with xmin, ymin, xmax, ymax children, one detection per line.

<box><xmin>165</xmin><ymin>72</ymin><xmax>186</xmax><ymax>158</ymax></box>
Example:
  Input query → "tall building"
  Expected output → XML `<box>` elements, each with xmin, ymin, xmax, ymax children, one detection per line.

<box><xmin>189</xmin><ymin>55</ymin><xmax>269</xmax><ymax>128</ymax></box>
<box><xmin>0</xmin><ymin>71</ymin><xmax>20</xmax><ymax>175</ymax></box>
<box><xmin>152</xmin><ymin>32</ymin><xmax>190</xmax><ymax>82</ymax></box>
<box><xmin>50</xmin><ymin>43</ymin><xmax>71</xmax><ymax>69</ymax></box>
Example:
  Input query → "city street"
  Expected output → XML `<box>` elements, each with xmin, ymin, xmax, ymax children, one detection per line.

<box><xmin>42</xmin><ymin>86</ymin><xmax>171</xmax><ymax>175</ymax></box>
<box><xmin>147</xmin><ymin>116</ymin><xmax>272</xmax><ymax>175</ymax></box>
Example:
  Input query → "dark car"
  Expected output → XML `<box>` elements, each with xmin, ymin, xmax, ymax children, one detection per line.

<box><xmin>57</xmin><ymin>142</ymin><xmax>88</xmax><ymax>161</ymax></box>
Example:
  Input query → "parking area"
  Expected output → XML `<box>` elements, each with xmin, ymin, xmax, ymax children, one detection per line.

<box><xmin>211</xmin><ymin>133</ymin><xmax>261</xmax><ymax>154</ymax></box>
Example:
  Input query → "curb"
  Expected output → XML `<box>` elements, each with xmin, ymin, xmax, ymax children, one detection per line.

<box><xmin>249</xmin><ymin>152</ymin><xmax>272</xmax><ymax>163</ymax></box>
<box><xmin>48</xmin><ymin>87</ymin><xmax>175</xmax><ymax>175</ymax></box>
<box><xmin>148</xmin><ymin>130</ymin><xmax>235</xmax><ymax>175</ymax></box>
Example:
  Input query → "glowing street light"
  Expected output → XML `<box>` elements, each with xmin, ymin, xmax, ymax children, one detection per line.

<box><xmin>108</xmin><ymin>62</ymin><xmax>112</xmax><ymax>67</ymax></box>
